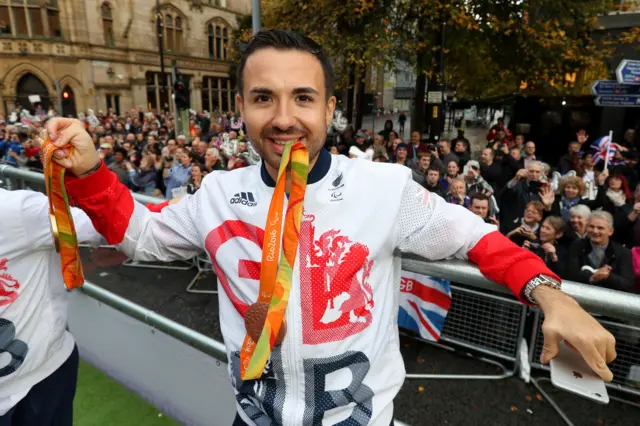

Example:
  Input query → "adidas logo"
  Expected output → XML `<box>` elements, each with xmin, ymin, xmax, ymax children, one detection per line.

<box><xmin>230</xmin><ymin>192</ymin><xmax>257</xmax><ymax>207</ymax></box>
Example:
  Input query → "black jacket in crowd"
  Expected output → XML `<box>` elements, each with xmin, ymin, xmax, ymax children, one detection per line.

<box><xmin>567</xmin><ymin>238</ymin><xmax>635</xmax><ymax>293</ymax></box>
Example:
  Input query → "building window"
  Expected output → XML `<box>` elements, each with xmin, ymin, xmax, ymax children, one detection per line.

<box><xmin>201</xmin><ymin>76</ymin><xmax>232</xmax><ymax>113</ymax></box>
<box><xmin>145</xmin><ymin>71</ymin><xmax>190</xmax><ymax>113</ymax></box>
<box><xmin>160</xmin><ymin>10</ymin><xmax>184</xmax><ymax>54</ymax></box>
<box><xmin>1</xmin><ymin>0</ymin><xmax>61</xmax><ymax>38</ymax></box>
<box><xmin>101</xmin><ymin>2</ymin><xmax>114</xmax><ymax>47</ymax></box>
<box><xmin>106</xmin><ymin>93</ymin><xmax>120</xmax><ymax>116</ymax></box>
<box><xmin>207</xmin><ymin>21</ymin><xmax>229</xmax><ymax>60</ymax></box>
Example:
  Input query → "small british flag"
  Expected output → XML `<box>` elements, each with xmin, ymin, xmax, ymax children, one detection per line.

<box><xmin>591</xmin><ymin>135</ymin><xmax>616</xmax><ymax>166</ymax></box>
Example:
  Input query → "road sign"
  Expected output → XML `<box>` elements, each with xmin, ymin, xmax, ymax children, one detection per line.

<box><xmin>427</xmin><ymin>91</ymin><xmax>443</xmax><ymax>104</ymax></box>
<box><xmin>616</xmin><ymin>60</ymin><xmax>640</xmax><ymax>85</ymax></box>
<box><xmin>591</xmin><ymin>80</ymin><xmax>640</xmax><ymax>96</ymax></box>
<box><xmin>594</xmin><ymin>95</ymin><xmax>640</xmax><ymax>107</ymax></box>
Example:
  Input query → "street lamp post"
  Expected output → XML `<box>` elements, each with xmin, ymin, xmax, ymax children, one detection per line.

<box><xmin>252</xmin><ymin>0</ymin><xmax>262</xmax><ymax>34</ymax></box>
<box><xmin>156</xmin><ymin>0</ymin><xmax>166</xmax><ymax>97</ymax></box>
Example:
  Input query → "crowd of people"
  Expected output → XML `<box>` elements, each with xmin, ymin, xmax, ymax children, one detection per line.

<box><xmin>332</xmin><ymin>117</ymin><xmax>640</xmax><ymax>294</ymax></box>
<box><xmin>1</xmin><ymin>107</ymin><xmax>639</xmax><ymax>293</ymax></box>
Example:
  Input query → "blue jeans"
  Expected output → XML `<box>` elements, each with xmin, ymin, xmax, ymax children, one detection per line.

<box><xmin>0</xmin><ymin>345</ymin><xmax>79</xmax><ymax>426</ymax></box>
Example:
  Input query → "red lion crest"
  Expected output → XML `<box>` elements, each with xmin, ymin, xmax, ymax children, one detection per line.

<box><xmin>0</xmin><ymin>258</ymin><xmax>20</xmax><ymax>307</ymax></box>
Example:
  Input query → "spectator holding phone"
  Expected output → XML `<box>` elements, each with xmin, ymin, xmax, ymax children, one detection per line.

<box><xmin>524</xmin><ymin>216</ymin><xmax>568</xmax><ymax>277</ymax></box>
<box><xmin>470</xmin><ymin>193</ymin><xmax>500</xmax><ymax>227</ymax></box>
<box><xmin>499</xmin><ymin>161</ymin><xmax>544</xmax><ymax>232</ymax></box>
<box><xmin>505</xmin><ymin>201</ymin><xmax>544</xmax><ymax>247</ymax></box>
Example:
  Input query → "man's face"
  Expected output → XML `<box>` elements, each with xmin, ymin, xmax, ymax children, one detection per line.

<box><xmin>236</xmin><ymin>48</ymin><xmax>336</xmax><ymax>175</ymax></box>
<box><xmin>577</xmin><ymin>130</ymin><xmax>588</xmax><ymax>144</ymax></box>
<box><xmin>570</xmin><ymin>213</ymin><xmax>587</xmax><ymax>233</ymax></box>
<box><xmin>438</xmin><ymin>141</ymin><xmax>450</xmax><ymax>155</ymax></box>
<box><xmin>569</xmin><ymin>142</ymin><xmax>580</xmax><ymax>154</ymax></box>
<box><xmin>450</xmin><ymin>180</ymin><xmax>465</xmax><ymax>196</ymax></box>
<box><xmin>510</xmin><ymin>148</ymin><xmax>521</xmax><ymax>161</ymax></box>
<box><xmin>427</xmin><ymin>170</ymin><xmax>439</xmax><ymax>185</ymax></box>
<box><xmin>205</xmin><ymin>149</ymin><xmax>217</xmax><ymax>163</ymax></box>
<box><xmin>197</xmin><ymin>141</ymin><xmax>208</xmax><ymax>155</ymax></box>
<box><xmin>481</xmin><ymin>148</ymin><xmax>493</xmax><ymax>164</ymax></box>
<box><xmin>515</xmin><ymin>135</ymin><xmax>524</xmax><ymax>147</ymax></box>
<box><xmin>374</xmin><ymin>135</ymin><xmax>383</xmax><ymax>146</ymax></box>
<box><xmin>524</xmin><ymin>142</ymin><xmax>535</xmax><ymax>155</ymax></box>
<box><xmin>411</xmin><ymin>131</ymin><xmax>421</xmax><ymax>145</ymax></box>
<box><xmin>123</xmin><ymin>142</ymin><xmax>131</xmax><ymax>152</ymax></box>
<box><xmin>587</xmin><ymin>217</ymin><xmax>613</xmax><ymax>246</ymax></box>
<box><xmin>470</xmin><ymin>199</ymin><xmax>489</xmax><ymax>218</ymax></box>
<box><xmin>115</xmin><ymin>152</ymin><xmax>125</xmax><ymax>163</ymax></box>
<box><xmin>527</xmin><ymin>163</ymin><xmax>542</xmax><ymax>181</ymax></box>
<box><xmin>419</xmin><ymin>155</ymin><xmax>430</xmax><ymax>170</ymax></box>
<box><xmin>167</xmin><ymin>139</ymin><xmax>177</xmax><ymax>151</ymax></box>
<box><xmin>396</xmin><ymin>147</ymin><xmax>407</xmax><ymax>160</ymax></box>
<box><xmin>237</xmin><ymin>141</ymin><xmax>247</xmax><ymax>153</ymax></box>
<box><xmin>229</xmin><ymin>131</ymin><xmax>238</xmax><ymax>140</ymax></box>
<box><xmin>454</xmin><ymin>141</ymin><xmax>466</xmax><ymax>152</ymax></box>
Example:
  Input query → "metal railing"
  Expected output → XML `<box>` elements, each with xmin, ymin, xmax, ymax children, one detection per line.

<box><xmin>4</xmin><ymin>163</ymin><xmax>640</xmax><ymax>425</ymax></box>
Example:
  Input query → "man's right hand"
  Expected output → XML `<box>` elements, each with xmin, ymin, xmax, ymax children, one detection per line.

<box><xmin>45</xmin><ymin>118</ymin><xmax>100</xmax><ymax>177</ymax></box>
<box><xmin>515</xmin><ymin>168</ymin><xmax>528</xmax><ymax>180</ymax></box>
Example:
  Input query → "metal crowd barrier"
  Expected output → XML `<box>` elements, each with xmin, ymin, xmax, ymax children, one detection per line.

<box><xmin>186</xmin><ymin>253</ymin><xmax>218</xmax><ymax>294</ymax></box>
<box><xmin>4</xmin><ymin>164</ymin><xmax>640</xmax><ymax>424</ymax></box>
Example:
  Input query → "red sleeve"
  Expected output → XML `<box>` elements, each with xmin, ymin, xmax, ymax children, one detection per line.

<box><xmin>146</xmin><ymin>200</ymin><xmax>170</xmax><ymax>212</ymax></box>
<box><xmin>468</xmin><ymin>231</ymin><xmax>561</xmax><ymax>304</ymax></box>
<box><xmin>65</xmin><ymin>161</ymin><xmax>134</xmax><ymax>245</ymax></box>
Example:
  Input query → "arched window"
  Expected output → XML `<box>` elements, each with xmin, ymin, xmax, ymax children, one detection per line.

<box><xmin>101</xmin><ymin>2</ymin><xmax>114</xmax><ymax>47</ymax></box>
<box><xmin>160</xmin><ymin>9</ymin><xmax>184</xmax><ymax>53</ymax></box>
<box><xmin>207</xmin><ymin>20</ymin><xmax>230</xmax><ymax>60</ymax></box>
<box><xmin>0</xmin><ymin>0</ymin><xmax>61</xmax><ymax>38</ymax></box>
<box><xmin>16</xmin><ymin>73</ymin><xmax>50</xmax><ymax>111</ymax></box>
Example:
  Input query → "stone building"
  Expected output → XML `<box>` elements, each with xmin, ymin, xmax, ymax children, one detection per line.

<box><xmin>0</xmin><ymin>0</ymin><xmax>251</xmax><ymax>116</ymax></box>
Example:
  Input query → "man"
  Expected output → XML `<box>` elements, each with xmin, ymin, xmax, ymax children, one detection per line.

<box><xmin>523</xmin><ymin>141</ymin><xmax>537</xmax><ymax>168</ymax></box>
<box><xmin>108</xmin><ymin>147</ymin><xmax>130</xmax><ymax>187</ymax></box>
<box><xmin>470</xmin><ymin>193</ymin><xmax>499</xmax><ymax>227</ymax></box>
<box><xmin>435</xmin><ymin>139</ymin><xmax>459</xmax><ymax>175</ymax></box>
<box><xmin>393</xmin><ymin>143</ymin><xmax>415</xmax><ymax>168</ymax></box>
<box><xmin>407</xmin><ymin>131</ymin><xmax>426</xmax><ymax>161</ymax></box>
<box><xmin>558</xmin><ymin>141</ymin><xmax>581</xmax><ymax>175</ymax></box>
<box><xmin>567</xmin><ymin>211</ymin><xmax>634</xmax><ymax>292</ymax></box>
<box><xmin>411</xmin><ymin>154</ymin><xmax>431</xmax><ymax>186</ymax></box>
<box><xmin>451</xmin><ymin>129</ymin><xmax>470</xmax><ymax>152</ymax></box>
<box><xmin>453</xmin><ymin>139</ymin><xmax>471</xmax><ymax>166</ymax></box>
<box><xmin>424</xmin><ymin>167</ymin><xmax>446</xmax><ymax>197</ymax></box>
<box><xmin>397</xmin><ymin>111</ymin><xmax>406</xmax><ymax>134</ymax></box>
<box><xmin>480</xmin><ymin>147</ymin><xmax>503</xmax><ymax>192</ymax></box>
<box><xmin>204</xmin><ymin>147</ymin><xmax>225</xmax><ymax>172</ymax></box>
<box><xmin>500</xmin><ymin>161</ymin><xmax>544</xmax><ymax>232</ymax></box>
<box><xmin>47</xmin><ymin>30</ymin><xmax>614</xmax><ymax>426</ymax></box>
<box><xmin>0</xmin><ymin>188</ymin><xmax>101</xmax><ymax>425</ymax></box>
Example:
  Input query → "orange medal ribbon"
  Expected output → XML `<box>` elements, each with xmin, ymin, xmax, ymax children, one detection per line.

<box><xmin>42</xmin><ymin>137</ymin><xmax>85</xmax><ymax>290</ymax></box>
<box><xmin>240</xmin><ymin>141</ymin><xmax>309</xmax><ymax>380</ymax></box>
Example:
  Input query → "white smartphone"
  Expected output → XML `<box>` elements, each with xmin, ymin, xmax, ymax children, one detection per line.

<box><xmin>550</xmin><ymin>341</ymin><xmax>609</xmax><ymax>404</ymax></box>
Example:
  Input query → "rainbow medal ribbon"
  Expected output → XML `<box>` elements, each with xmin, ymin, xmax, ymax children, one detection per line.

<box><xmin>240</xmin><ymin>141</ymin><xmax>309</xmax><ymax>380</ymax></box>
<box><xmin>42</xmin><ymin>136</ymin><xmax>85</xmax><ymax>290</ymax></box>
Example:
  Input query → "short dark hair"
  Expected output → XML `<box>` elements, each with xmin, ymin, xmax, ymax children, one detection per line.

<box><xmin>427</xmin><ymin>166</ymin><xmax>441</xmax><ymax>176</ymax></box>
<box><xmin>470</xmin><ymin>193</ymin><xmax>489</xmax><ymax>204</ymax></box>
<box><xmin>237</xmin><ymin>29</ymin><xmax>334</xmax><ymax>100</ymax></box>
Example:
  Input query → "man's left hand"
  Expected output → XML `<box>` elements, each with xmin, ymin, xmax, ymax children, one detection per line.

<box><xmin>533</xmin><ymin>286</ymin><xmax>616</xmax><ymax>382</ymax></box>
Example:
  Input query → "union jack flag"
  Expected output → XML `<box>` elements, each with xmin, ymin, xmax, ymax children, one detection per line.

<box><xmin>398</xmin><ymin>271</ymin><xmax>451</xmax><ymax>341</ymax></box>
<box><xmin>591</xmin><ymin>135</ymin><xmax>615</xmax><ymax>166</ymax></box>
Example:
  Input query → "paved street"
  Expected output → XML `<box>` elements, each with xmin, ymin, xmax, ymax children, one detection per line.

<box><xmin>81</xmin><ymin>247</ymin><xmax>640</xmax><ymax>426</ymax></box>
<box><xmin>362</xmin><ymin>113</ymin><xmax>489</xmax><ymax>157</ymax></box>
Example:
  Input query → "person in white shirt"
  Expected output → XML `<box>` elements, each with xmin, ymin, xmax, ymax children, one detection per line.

<box><xmin>45</xmin><ymin>30</ymin><xmax>616</xmax><ymax>426</ymax></box>
<box><xmin>0</xmin><ymin>189</ymin><xmax>101</xmax><ymax>426</ymax></box>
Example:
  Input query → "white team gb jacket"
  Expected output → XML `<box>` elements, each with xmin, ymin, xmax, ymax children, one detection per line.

<box><xmin>65</xmin><ymin>149</ymin><xmax>551</xmax><ymax>426</ymax></box>
<box><xmin>0</xmin><ymin>189</ymin><xmax>102</xmax><ymax>414</ymax></box>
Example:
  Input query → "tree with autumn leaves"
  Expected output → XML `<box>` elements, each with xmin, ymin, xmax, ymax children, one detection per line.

<box><xmin>232</xmin><ymin>0</ymin><xmax>640</xmax><ymax>133</ymax></box>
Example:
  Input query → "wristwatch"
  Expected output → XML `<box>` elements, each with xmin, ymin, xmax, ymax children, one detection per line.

<box><xmin>523</xmin><ymin>274</ymin><xmax>562</xmax><ymax>303</ymax></box>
